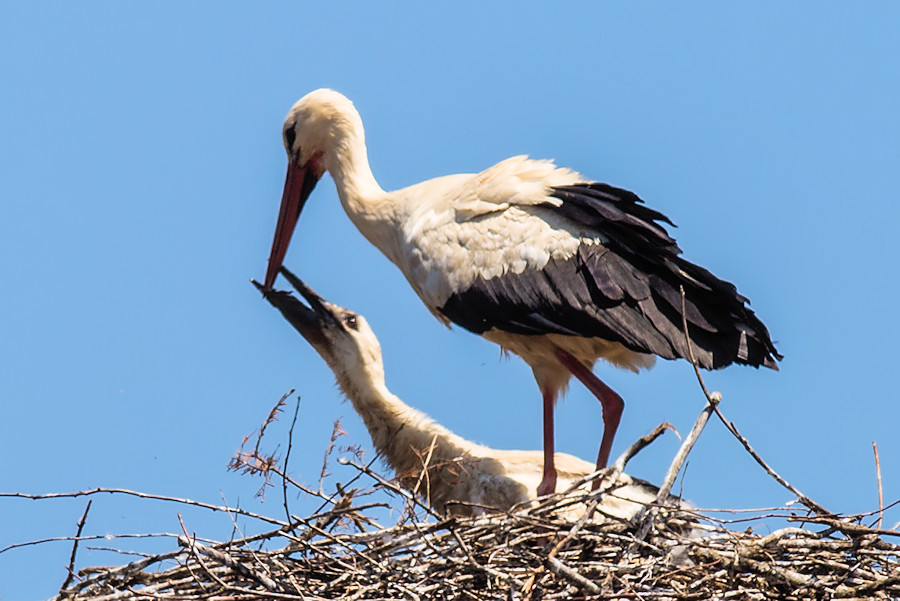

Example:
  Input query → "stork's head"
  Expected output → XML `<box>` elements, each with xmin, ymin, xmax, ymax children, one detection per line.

<box><xmin>264</xmin><ymin>89</ymin><xmax>364</xmax><ymax>288</ymax></box>
<box><xmin>253</xmin><ymin>267</ymin><xmax>385</xmax><ymax>386</ymax></box>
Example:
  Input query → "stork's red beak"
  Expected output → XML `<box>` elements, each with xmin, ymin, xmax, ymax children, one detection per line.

<box><xmin>264</xmin><ymin>161</ymin><xmax>320</xmax><ymax>288</ymax></box>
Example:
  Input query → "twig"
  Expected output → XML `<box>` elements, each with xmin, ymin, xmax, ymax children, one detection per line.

<box><xmin>1</xmin><ymin>532</ymin><xmax>187</xmax><ymax>555</ymax></box>
<box><xmin>546</xmin><ymin>556</ymin><xmax>600</xmax><ymax>594</ymax></box>
<box><xmin>284</xmin><ymin>395</ymin><xmax>302</xmax><ymax>527</ymax></box>
<box><xmin>288</xmin><ymin>494</ymin><xmax>355</xmax><ymax>545</ymax></box>
<box><xmin>546</xmin><ymin>429</ymin><xmax>675</xmax><ymax>560</ymax></box>
<box><xmin>59</xmin><ymin>499</ymin><xmax>92</xmax><ymax>594</ymax></box>
<box><xmin>57</xmin><ymin>523</ymin><xmax>293</xmax><ymax>596</ymax></box>
<box><xmin>188</xmin><ymin>538</ymin><xmax>285</xmax><ymax>593</ymax></box>
<box><xmin>678</xmin><ymin>285</ymin><xmax>716</xmax><ymax>402</ymax></box>
<box><xmin>82</xmin><ymin>546</ymin><xmax>154</xmax><ymax>558</ymax></box>
<box><xmin>710</xmin><ymin>404</ymin><xmax>831</xmax><ymax>517</ymax></box>
<box><xmin>535</xmin><ymin>422</ymin><xmax>673</xmax><ymax>511</ymax></box>
<box><xmin>256</xmin><ymin>390</ymin><xmax>290</xmax><ymax>458</ymax></box>
<box><xmin>319</xmin><ymin>419</ymin><xmax>346</xmax><ymax>495</ymax></box>
<box><xmin>547</xmin><ymin>495</ymin><xmax>602</xmax><ymax>559</ymax></box>
<box><xmin>177</xmin><ymin>514</ymin><xmax>230</xmax><ymax>592</ymax></box>
<box><xmin>611</xmin><ymin>422</ymin><xmax>676</xmax><ymax>474</ymax></box>
<box><xmin>338</xmin><ymin>457</ymin><xmax>443</xmax><ymax>520</ymax></box>
<box><xmin>2</xmin><ymin>488</ymin><xmax>286</xmax><ymax>526</ymax></box>
<box><xmin>656</xmin><ymin>396</ymin><xmax>718</xmax><ymax>507</ymax></box>
<box><xmin>450</xmin><ymin>525</ymin><xmax>524</xmax><ymax>588</ymax></box>
<box><xmin>788</xmin><ymin>514</ymin><xmax>900</xmax><ymax>538</ymax></box>
<box><xmin>411</xmin><ymin>434</ymin><xmax>438</xmax><ymax>510</ymax></box>
<box><xmin>664</xmin><ymin>287</ymin><xmax>722</xmax><ymax>506</ymax></box>
<box><xmin>636</xmin><ymin>398</ymin><xmax>717</xmax><ymax>544</ymax></box>
<box><xmin>874</xmin><ymin>441</ymin><xmax>884</xmax><ymax>530</ymax></box>
<box><xmin>633</xmin><ymin>288</ymin><xmax>723</xmax><ymax>540</ymax></box>
<box><xmin>677</xmin><ymin>285</ymin><xmax>831</xmax><ymax>518</ymax></box>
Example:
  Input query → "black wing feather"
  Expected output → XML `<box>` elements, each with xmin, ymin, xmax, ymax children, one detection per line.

<box><xmin>439</xmin><ymin>182</ymin><xmax>782</xmax><ymax>370</ymax></box>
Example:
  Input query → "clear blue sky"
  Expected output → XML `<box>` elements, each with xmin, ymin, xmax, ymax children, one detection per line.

<box><xmin>2</xmin><ymin>3</ymin><xmax>899</xmax><ymax>598</ymax></box>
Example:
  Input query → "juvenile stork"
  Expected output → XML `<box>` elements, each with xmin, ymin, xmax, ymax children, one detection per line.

<box><xmin>254</xmin><ymin>267</ymin><xmax>669</xmax><ymax>518</ymax></box>
<box><xmin>264</xmin><ymin>89</ymin><xmax>782</xmax><ymax>497</ymax></box>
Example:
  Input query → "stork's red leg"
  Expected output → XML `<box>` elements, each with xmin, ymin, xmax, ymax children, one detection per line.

<box><xmin>536</xmin><ymin>387</ymin><xmax>558</xmax><ymax>497</ymax></box>
<box><xmin>554</xmin><ymin>348</ymin><xmax>624</xmax><ymax>490</ymax></box>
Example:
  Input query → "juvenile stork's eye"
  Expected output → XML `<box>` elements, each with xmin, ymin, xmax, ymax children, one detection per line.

<box><xmin>343</xmin><ymin>314</ymin><xmax>358</xmax><ymax>330</ymax></box>
<box><xmin>284</xmin><ymin>126</ymin><xmax>297</xmax><ymax>152</ymax></box>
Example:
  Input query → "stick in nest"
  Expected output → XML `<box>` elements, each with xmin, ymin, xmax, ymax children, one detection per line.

<box><xmin>58</xmin><ymin>499</ymin><xmax>92</xmax><ymax>595</ymax></box>
<box><xmin>674</xmin><ymin>285</ymin><xmax>833</xmax><ymax>520</ymax></box>
<box><xmin>873</xmin><ymin>440</ymin><xmax>884</xmax><ymax>530</ymax></box>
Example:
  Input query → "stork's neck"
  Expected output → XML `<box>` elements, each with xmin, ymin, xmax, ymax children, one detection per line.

<box><xmin>327</xmin><ymin>130</ymin><xmax>382</xmax><ymax>207</ymax></box>
<box><xmin>330</xmin><ymin>359</ymin><xmax>473</xmax><ymax>477</ymax></box>
<box><xmin>325</xmin><ymin>126</ymin><xmax>402</xmax><ymax>263</ymax></box>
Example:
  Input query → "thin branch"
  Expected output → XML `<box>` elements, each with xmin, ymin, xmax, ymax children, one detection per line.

<box><xmin>410</xmin><ymin>434</ymin><xmax>438</xmax><ymax>510</ymax></box>
<box><xmin>59</xmin><ymin>499</ymin><xmax>92</xmax><ymax>594</ymax></box>
<box><xmin>256</xmin><ymin>390</ymin><xmax>290</xmax><ymax>458</ymax></box>
<box><xmin>678</xmin><ymin>285</ymin><xmax>716</xmax><ymax>402</ymax></box>
<box><xmin>656</xmin><ymin>395</ymin><xmax>718</xmax><ymax>507</ymax></box>
<box><xmin>319</xmin><ymin>419</ymin><xmax>346</xmax><ymax>495</ymax></box>
<box><xmin>676</xmin><ymin>285</ymin><xmax>832</xmax><ymax>518</ymax></box>
<box><xmin>1</xmin><ymin>488</ymin><xmax>287</xmax><ymax>526</ymax></box>
<box><xmin>636</xmin><ymin>398</ymin><xmax>717</xmax><ymax>546</ymax></box>
<box><xmin>185</xmin><ymin>537</ymin><xmax>285</xmax><ymax>593</ymax></box>
<box><xmin>663</xmin><ymin>286</ymin><xmax>722</xmax><ymax>505</ymax></box>
<box><xmin>450</xmin><ymin>525</ymin><xmax>524</xmax><ymax>588</ymax></box>
<box><xmin>611</xmin><ymin>422</ymin><xmax>676</xmax><ymax>474</ymax></box>
<box><xmin>710</xmin><ymin>404</ymin><xmax>831</xmax><ymax>517</ymax></box>
<box><xmin>874</xmin><ymin>441</ymin><xmax>884</xmax><ymax>530</ymax></box>
<box><xmin>283</xmin><ymin>395</ymin><xmax>302</xmax><ymax>527</ymax></box>
<box><xmin>1</xmin><ymin>532</ymin><xmax>186</xmax><ymax>555</ymax></box>
<box><xmin>634</xmin><ymin>287</ymin><xmax>723</xmax><ymax>539</ymax></box>
<box><xmin>547</xmin><ymin>556</ymin><xmax>600</xmax><ymax>594</ymax></box>
<box><xmin>177</xmin><ymin>513</ymin><xmax>230</xmax><ymax>592</ymax></box>
<box><xmin>337</xmin><ymin>457</ymin><xmax>443</xmax><ymax>521</ymax></box>
<box><xmin>542</xmin><ymin>422</ymin><xmax>676</xmax><ymax>560</ymax></box>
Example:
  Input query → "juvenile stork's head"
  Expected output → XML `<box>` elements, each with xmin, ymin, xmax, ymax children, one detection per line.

<box><xmin>253</xmin><ymin>267</ymin><xmax>385</xmax><ymax>388</ymax></box>
<box><xmin>265</xmin><ymin>89</ymin><xmax>365</xmax><ymax>288</ymax></box>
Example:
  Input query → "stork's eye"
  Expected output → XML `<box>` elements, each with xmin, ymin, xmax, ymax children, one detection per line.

<box><xmin>284</xmin><ymin>126</ymin><xmax>297</xmax><ymax>151</ymax></box>
<box><xmin>343</xmin><ymin>314</ymin><xmax>358</xmax><ymax>330</ymax></box>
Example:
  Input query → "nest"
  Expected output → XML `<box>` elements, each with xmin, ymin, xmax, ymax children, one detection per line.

<box><xmin>54</xmin><ymin>458</ymin><xmax>900</xmax><ymax>601</ymax></box>
<box><xmin>35</xmin><ymin>381</ymin><xmax>899</xmax><ymax>600</ymax></box>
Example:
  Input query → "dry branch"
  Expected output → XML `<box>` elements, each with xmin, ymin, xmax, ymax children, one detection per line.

<box><xmin>59</xmin><ymin>500</ymin><xmax>92</xmax><ymax>595</ymax></box>
<box><xmin>1</xmin><ymin>488</ymin><xmax>286</xmax><ymax>527</ymax></box>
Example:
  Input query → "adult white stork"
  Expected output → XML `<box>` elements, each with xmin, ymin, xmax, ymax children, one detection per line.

<box><xmin>263</xmin><ymin>89</ymin><xmax>782</xmax><ymax>497</ymax></box>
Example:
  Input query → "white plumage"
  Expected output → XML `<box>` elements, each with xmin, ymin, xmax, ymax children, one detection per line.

<box><xmin>264</xmin><ymin>89</ymin><xmax>781</xmax><ymax>497</ymax></box>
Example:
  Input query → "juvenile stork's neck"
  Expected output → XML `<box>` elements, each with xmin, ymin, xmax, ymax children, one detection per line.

<box><xmin>329</xmin><ymin>358</ymin><xmax>473</xmax><ymax>477</ymax></box>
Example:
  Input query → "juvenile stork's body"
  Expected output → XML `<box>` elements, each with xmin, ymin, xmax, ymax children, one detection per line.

<box><xmin>264</xmin><ymin>89</ymin><xmax>782</xmax><ymax>496</ymax></box>
<box><xmin>254</xmin><ymin>268</ymin><xmax>665</xmax><ymax>518</ymax></box>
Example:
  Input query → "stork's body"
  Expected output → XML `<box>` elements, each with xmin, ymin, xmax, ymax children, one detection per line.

<box><xmin>264</xmin><ymin>89</ymin><xmax>782</xmax><ymax>496</ymax></box>
<box><xmin>255</xmin><ymin>269</ymin><xmax>665</xmax><ymax>518</ymax></box>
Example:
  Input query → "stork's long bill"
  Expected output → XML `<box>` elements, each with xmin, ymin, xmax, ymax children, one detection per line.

<box><xmin>264</xmin><ymin>161</ymin><xmax>320</xmax><ymax>288</ymax></box>
<box><xmin>253</xmin><ymin>267</ymin><xmax>336</xmax><ymax>348</ymax></box>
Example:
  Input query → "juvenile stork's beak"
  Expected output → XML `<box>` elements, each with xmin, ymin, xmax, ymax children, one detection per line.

<box><xmin>253</xmin><ymin>267</ymin><xmax>338</xmax><ymax>347</ymax></box>
<box><xmin>264</xmin><ymin>161</ymin><xmax>321</xmax><ymax>288</ymax></box>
